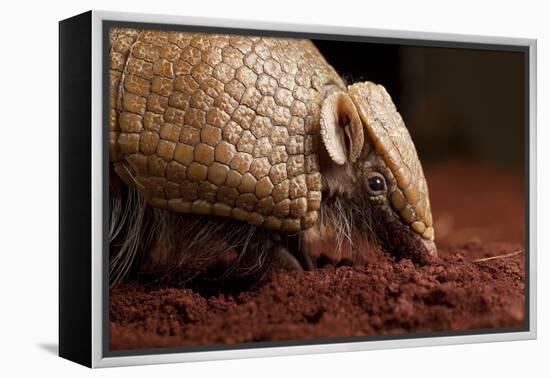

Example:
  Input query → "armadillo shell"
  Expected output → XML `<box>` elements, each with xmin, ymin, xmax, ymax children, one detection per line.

<box><xmin>109</xmin><ymin>29</ymin><xmax>346</xmax><ymax>233</ymax></box>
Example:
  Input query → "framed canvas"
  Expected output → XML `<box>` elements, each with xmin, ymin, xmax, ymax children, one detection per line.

<box><xmin>59</xmin><ymin>10</ymin><xmax>537</xmax><ymax>368</ymax></box>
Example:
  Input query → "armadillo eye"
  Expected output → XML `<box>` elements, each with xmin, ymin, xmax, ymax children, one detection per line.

<box><xmin>367</xmin><ymin>173</ymin><xmax>386</xmax><ymax>195</ymax></box>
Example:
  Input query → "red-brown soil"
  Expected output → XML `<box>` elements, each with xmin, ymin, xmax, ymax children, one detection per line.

<box><xmin>110</xmin><ymin>162</ymin><xmax>526</xmax><ymax>350</ymax></box>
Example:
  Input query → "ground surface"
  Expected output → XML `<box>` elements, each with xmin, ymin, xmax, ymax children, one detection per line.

<box><xmin>110</xmin><ymin>162</ymin><xmax>526</xmax><ymax>350</ymax></box>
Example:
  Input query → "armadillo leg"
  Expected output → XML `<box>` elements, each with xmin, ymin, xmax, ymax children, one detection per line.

<box><xmin>284</xmin><ymin>234</ymin><xmax>314</xmax><ymax>271</ymax></box>
<box><xmin>271</xmin><ymin>244</ymin><xmax>303</xmax><ymax>271</ymax></box>
<box><xmin>297</xmin><ymin>248</ymin><xmax>314</xmax><ymax>271</ymax></box>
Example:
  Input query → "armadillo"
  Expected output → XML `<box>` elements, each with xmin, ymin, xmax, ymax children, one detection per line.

<box><xmin>108</xmin><ymin>28</ymin><xmax>436</xmax><ymax>284</ymax></box>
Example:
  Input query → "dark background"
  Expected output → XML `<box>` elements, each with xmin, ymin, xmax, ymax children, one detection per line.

<box><xmin>314</xmin><ymin>40</ymin><xmax>526</xmax><ymax>168</ymax></box>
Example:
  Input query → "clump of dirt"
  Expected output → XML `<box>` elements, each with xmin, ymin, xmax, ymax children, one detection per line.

<box><xmin>109</xmin><ymin>162</ymin><xmax>526</xmax><ymax>350</ymax></box>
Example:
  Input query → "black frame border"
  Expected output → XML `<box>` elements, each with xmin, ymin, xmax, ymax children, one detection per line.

<box><xmin>59</xmin><ymin>11</ymin><xmax>93</xmax><ymax>367</ymax></box>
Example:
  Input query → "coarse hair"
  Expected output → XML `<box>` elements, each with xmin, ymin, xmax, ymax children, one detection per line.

<box><xmin>109</xmin><ymin>184</ymin><xmax>273</xmax><ymax>287</ymax></box>
<box><xmin>109</xmin><ymin>182</ymin><xmax>377</xmax><ymax>286</ymax></box>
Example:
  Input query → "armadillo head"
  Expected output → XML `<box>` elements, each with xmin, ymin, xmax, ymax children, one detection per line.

<box><xmin>319</xmin><ymin>81</ymin><xmax>436</xmax><ymax>264</ymax></box>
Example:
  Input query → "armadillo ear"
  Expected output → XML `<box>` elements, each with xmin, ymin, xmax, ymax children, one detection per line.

<box><xmin>320</xmin><ymin>92</ymin><xmax>364</xmax><ymax>165</ymax></box>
